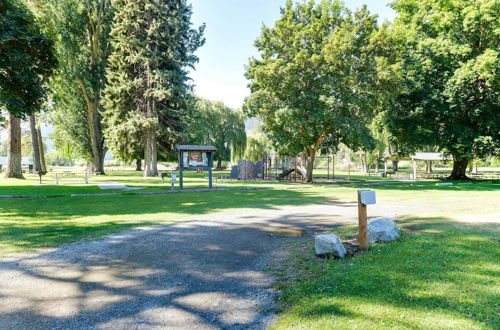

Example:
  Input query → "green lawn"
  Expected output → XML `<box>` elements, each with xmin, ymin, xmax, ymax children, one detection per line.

<box><xmin>0</xmin><ymin>171</ymin><xmax>498</xmax><ymax>328</ymax></box>
<box><xmin>271</xmin><ymin>186</ymin><xmax>500</xmax><ymax>329</ymax></box>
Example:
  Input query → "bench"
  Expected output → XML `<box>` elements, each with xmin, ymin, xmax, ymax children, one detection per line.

<box><xmin>53</xmin><ymin>172</ymin><xmax>89</xmax><ymax>185</ymax></box>
<box><xmin>382</xmin><ymin>171</ymin><xmax>395</xmax><ymax>178</ymax></box>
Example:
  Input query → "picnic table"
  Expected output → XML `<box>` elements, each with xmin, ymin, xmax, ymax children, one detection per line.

<box><xmin>53</xmin><ymin>171</ymin><xmax>89</xmax><ymax>185</ymax></box>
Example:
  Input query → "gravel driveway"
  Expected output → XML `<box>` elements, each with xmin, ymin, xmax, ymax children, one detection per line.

<box><xmin>0</xmin><ymin>200</ymin><xmax>405</xmax><ymax>329</ymax></box>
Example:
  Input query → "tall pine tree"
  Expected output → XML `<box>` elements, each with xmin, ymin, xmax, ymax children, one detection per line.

<box><xmin>103</xmin><ymin>0</ymin><xmax>204</xmax><ymax>176</ymax></box>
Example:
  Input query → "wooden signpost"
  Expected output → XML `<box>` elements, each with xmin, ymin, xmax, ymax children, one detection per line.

<box><xmin>357</xmin><ymin>190</ymin><xmax>376</xmax><ymax>251</ymax></box>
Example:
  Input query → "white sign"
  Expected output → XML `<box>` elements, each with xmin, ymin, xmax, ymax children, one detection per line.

<box><xmin>358</xmin><ymin>190</ymin><xmax>376</xmax><ymax>205</ymax></box>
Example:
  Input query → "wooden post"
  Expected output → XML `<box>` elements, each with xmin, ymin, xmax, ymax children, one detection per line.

<box><xmin>208</xmin><ymin>151</ymin><xmax>213</xmax><ymax>189</ymax></box>
<box><xmin>413</xmin><ymin>159</ymin><xmax>417</xmax><ymax>180</ymax></box>
<box><xmin>327</xmin><ymin>157</ymin><xmax>330</xmax><ymax>180</ymax></box>
<box><xmin>179</xmin><ymin>151</ymin><xmax>184</xmax><ymax>190</ymax></box>
<box><xmin>357</xmin><ymin>190</ymin><xmax>375</xmax><ymax>251</ymax></box>
<box><xmin>358</xmin><ymin>202</ymin><xmax>368</xmax><ymax>251</ymax></box>
<box><xmin>332</xmin><ymin>155</ymin><xmax>335</xmax><ymax>181</ymax></box>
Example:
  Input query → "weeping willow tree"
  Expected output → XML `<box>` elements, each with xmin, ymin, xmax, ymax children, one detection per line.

<box><xmin>189</xmin><ymin>98</ymin><xmax>247</xmax><ymax>169</ymax></box>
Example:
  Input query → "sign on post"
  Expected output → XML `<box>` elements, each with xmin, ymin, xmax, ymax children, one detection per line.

<box><xmin>357</xmin><ymin>190</ymin><xmax>376</xmax><ymax>251</ymax></box>
<box><xmin>358</xmin><ymin>189</ymin><xmax>376</xmax><ymax>205</ymax></box>
<box><xmin>171</xmin><ymin>172</ymin><xmax>176</xmax><ymax>192</ymax></box>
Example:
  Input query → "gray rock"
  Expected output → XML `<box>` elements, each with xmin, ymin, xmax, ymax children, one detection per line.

<box><xmin>315</xmin><ymin>234</ymin><xmax>346</xmax><ymax>258</ymax></box>
<box><xmin>368</xmin><ymin>217</ymin><xmax>400</xmax><ymax>243</ymax></box>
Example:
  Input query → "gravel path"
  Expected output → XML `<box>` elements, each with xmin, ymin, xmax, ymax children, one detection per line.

<box><xmin>0</xmin><ymin>199</ymin><xmax>453</xmax><ymax>329</ymax></box>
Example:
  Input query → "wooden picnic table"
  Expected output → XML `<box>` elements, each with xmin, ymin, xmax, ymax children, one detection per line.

<box><xmin>53</xmin><ymin>171</ymin><xmax>89</xmax><ymax>184</ymax></box>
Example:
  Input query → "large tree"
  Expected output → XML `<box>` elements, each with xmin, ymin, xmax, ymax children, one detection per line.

<box><xmin>189</xmin><ymin>98</ymin><xmax>247</xmax><ymax>168</ymax></box>
<box><xmin>32</xmin><ymin>0</ymin><xmax>113</xmax><ymax>174</ymax></box>
<box><xmin>385</xmin><ymin>0</ymin><xmax>500</xmax><ymax>180</ymax></box>
<box><xmin>245</xmin><ymin>1</ymin><xmax>385</xmax><ymax>182</ymax></box>
<box><xmin>0</xmin><ymin>0</ymin><xmax>56</xmax><ymax>178</ymax></box>
<box><xmin>103</xmin><ymin>0</ymin><xmax>204</xmax><ymax>177</ymax></box>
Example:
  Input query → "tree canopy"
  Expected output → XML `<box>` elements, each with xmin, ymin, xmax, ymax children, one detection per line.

<box><xmin>384</xmin><ymin>0</ymin><xmax>500</xmax><ymax>179</ymax></box>
<box><xmin>188</xmin><ymin>98</ymin><xmax>247</xmax><ymax>168</ymax></box>
<box><xmin>31</xmin><ymin>0</ymin><xmax>114</xmax><ymax>174</ymax></box>
<box><xmin>245</xmin><ymin>0</ymin><xmax>386</xmax><ymax>181</ymax></box>
<box><xmin>103</xmin><ymin>0</ymin><xmax>205</xmax><ymax>176</ymax></box>
<box><xmin>0</xmin><ymin>0</ymin><xmax>56</xmax><ymax>178</ymax></box>
<box><xmin>0</xmin><ymin>0</ymin><xmax>56</xmax><ymax>119</ymax></box>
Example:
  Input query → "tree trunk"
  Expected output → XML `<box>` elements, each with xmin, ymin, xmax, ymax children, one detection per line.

<box><xmin>5</xmin><ymin>113</ymin><xmax>24</xmax><ymax>179</ymax></box>
<box><xmin>303</xmin><ymin>133</ymin><xmax>325</xmax><ymax>183</ymax></box>
<box><xmin>449</xmin><ymin>156</ymin><xmax>469</xmax><ymax>180</ymax></box>
<box><xmin>79</xmin><ymin>80</ymin><xmax>106</xmax><ymax>175</ymax></box>
<box><xmin>217</xmin><ymin>159</ymin><xmax>222</xmax><ymax>170</ymax></box>
<box><xmin>363</xmin><ymin>152</ymin><xmax>369</xmax><ymax>173</ymax></box>
<box><xmin>143</xmin><ymin>127</ymin><xmax>158</xmax><ymax>177</ymax></box>
<box><xmin>359</xmin><ymin>153</ymin><xmax>366</xmax><ymax>173</ymax></box>
<box><xmin>135</xmin><ymin>159</ymin><xmax>142</xmax><ymax>171</ymax></box>
<box><xmin>86</xmin><ymin>161</ymin><xmax>96</xmax><ymax>174</ymax></box>
<box><xmin>305</xmin><ymin>151</ymin><xmax>316</xmax><ymax>183</ymax></box>
<box><xmin>29</xmin><ymin>115</ymin><xmax>42</xmax><ymax>173</ymax></box>
<box><xmin>392</xmin><ymin>160</ymin><xmax>399</xmax><ymax>171</ymax></box>
<box><xmin>375</xmin><ymin>152</ymin><xmax>380</xmax><ymax>172</ymax></box>
<box><xmin>37</xmin><ymin>127</ymin><xmax>47</xmax><ymax>172</ymax></box>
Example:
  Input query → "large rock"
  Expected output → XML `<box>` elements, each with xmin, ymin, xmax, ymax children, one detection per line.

<box><xmin>368</xmin><ymin>217</ymin><xmax>400</xmax><ymax>243</ymax></box>
<box><xmin>315</xmin><ymin>234</ymin><xmax>346</xmax><ymax>258</ymax></box>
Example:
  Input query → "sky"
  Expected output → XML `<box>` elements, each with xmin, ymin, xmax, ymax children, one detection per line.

<box><xmin>188</xmin><ymin>0</ymin><xmax>396</xmax><ymax>109</ymax></box>
<box><xmin>1</xmin><ymin>1</ymin><xmax>396</xmax><ymax>147</ymax></box>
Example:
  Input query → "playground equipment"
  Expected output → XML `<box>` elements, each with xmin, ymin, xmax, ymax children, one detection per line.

<box><xmin>233</xmin><ymin>153</ymin><xmax>335</xmax><ymax>182</ymax></box>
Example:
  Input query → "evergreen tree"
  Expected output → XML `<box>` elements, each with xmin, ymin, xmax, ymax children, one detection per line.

<box><xmin>103</xmin><ymin>0</ymin><xmax>204</xmax><ymax>177</ymax></box>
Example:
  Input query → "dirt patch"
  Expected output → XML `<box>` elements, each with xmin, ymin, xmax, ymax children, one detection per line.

<box><xmin>268</xmin><ymin>228</ymin><xmax>307</xmax><ymax>238</ymax></box>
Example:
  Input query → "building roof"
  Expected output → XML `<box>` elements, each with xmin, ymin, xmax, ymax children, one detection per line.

<box><xmin>0</xmin><ymin>156</ymin><xmax>33</xmax><ymax>166</ymax></box>
<box><xmin>411</xmin><ymin>152</ymin><xmax>449</xmax><ymax>161</ymax></box>
<box><xmin>176</xmin><ymin>145</ymin><xmax>218</xmax><ymax>152</ymax></box>
<box><xmin>383</xmin><ymin>152</ymin><xmax>450</xmax><ymax>162</ymax></box>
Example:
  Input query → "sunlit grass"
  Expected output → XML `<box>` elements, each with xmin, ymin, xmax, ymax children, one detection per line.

<box><xmin>271</xmin><ymin>216</ymin><xmax>500</xmax><ymax>329</ymax></box>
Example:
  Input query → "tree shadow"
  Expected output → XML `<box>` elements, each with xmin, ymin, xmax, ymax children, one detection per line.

<box><xmin>322</xmin><ymin>180</ymin><xmax>500</xmax><ymax>192</ymax></box>
<box><xmin>0</xmin><ymin>188</ymin><xmax>336</xmax><ymax>255</ymax></box>
<box><xmin>0</xmin><ymin>207</ymin><xmax>356</xmax><ymax>329</ymax></box>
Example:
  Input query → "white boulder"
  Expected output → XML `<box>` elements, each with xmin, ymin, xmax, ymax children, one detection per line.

<box><xmin>315</xmin><ymin>234</ymin><xmax>346</xmax><ymax>258</ymax></box>
<box><xmin>368</xmin><ymin>217</ymin><xmax>400</xmax><ymax>243</ymax></box>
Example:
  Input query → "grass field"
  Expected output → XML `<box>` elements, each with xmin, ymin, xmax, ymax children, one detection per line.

<box><xmin>0</xmin><ymin>170</ymin><xmax>498</xmax><ymax>328</ymax></box>
<box><xmin>271</xmin><ymin>217</ymin><xmax>499</xmax><ymax>329</ymax></box>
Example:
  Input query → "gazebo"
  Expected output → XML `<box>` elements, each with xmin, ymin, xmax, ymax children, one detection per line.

<box><xmin>383</xmin><ymin>152</ymin><xmax>450</xmax><ymax>179</ymax></box>
<box><xmin>176</xmin><ymin>145</ymin><xmax>218</xmax><ymax>189</ymax></box>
